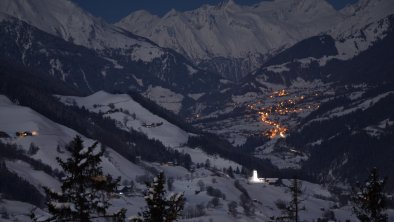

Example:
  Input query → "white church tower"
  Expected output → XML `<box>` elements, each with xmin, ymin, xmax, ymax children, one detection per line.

<box><xmin>249</xmin><ymin>170</ymin><xmax>265</xmax><ymax>183</ymax></box>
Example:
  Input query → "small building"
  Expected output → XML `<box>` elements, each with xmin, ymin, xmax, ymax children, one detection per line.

<box><xmin>249</xmin><ymin>170</ymin><xmax>278</xmax><ymax>184</ymax></box>
<box><xmin>16</xmin><ymin>131</ymin><xmax>32</xmax><ymax>137</ymax></box>
<box><xmin>249</xmin><ymin>170</ymin><xmax>265</xmax><ymax>183</ymax></box>
<box><xmin>116</xmin><ymin>185</ymin><xmax>133</xmax><ymax>196</ymax></box>
<box><xmin>15</xmin><ymin>131</ymin><xmax>38</xmax><ymax>137</ymax></box>
<box><xmin>142</xmin><ymin>122</ymin><xmax>163</xmax><ymax>128</ymax></box>
<box><xmin>265</xmin><ymin>178</ymin><xmax>279</xmax><ymax>185</ymax></box>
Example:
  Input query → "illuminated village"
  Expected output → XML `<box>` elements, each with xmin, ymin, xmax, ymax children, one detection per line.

<box><xmin>193</xmin><ymin>85</ymin><xmax>325</xmax><ymax>147</ymax></box>
<box><xmin>247</xmin><ymin>89</ymin><xmax>321</xmax><ymax>139</ymax></box>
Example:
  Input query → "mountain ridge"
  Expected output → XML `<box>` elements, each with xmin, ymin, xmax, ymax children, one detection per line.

<box><xmin>116</xmin><ymin>0</ymin><xmax>394</xmax><ymax>80</ymax></box>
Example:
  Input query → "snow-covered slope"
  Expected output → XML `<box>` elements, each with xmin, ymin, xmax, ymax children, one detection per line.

<box><xmin>59</xmin><ymin>91</ymin><xmax>189</xmax><ymax>147</ymax></box>
<box><xmin>57</xmin><ymin>91</ymin><xmax>241</xmax><ymax>170</ymax></box>
<box><xmin>329</xmin><ymin>0</ymin><xmax>394</xmax><ymax>60</ymax></box>
<box><xmin>0</xmin><ymin>95</ymin><xmax>145</xmax><ymax>185</ymax></box>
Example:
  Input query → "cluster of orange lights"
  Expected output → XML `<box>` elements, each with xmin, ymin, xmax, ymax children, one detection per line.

<box><xmin>16</xmin><ymin>130</ymin><xmax>38</xmax><ymax>137</ymax></box>
<box><xmin>269</xmin><ymin>89</ymin><xmax>288</xmax><ymax>98</ymax></box>
<box><xmin>247</xmin><ymin>89</ymin><xmax>321</xmax><ymax>139</ymax></box>
<box><xmin>259</xmin><ymin>112</ymin><xmax>288</xmax><ymax>138</ymax></box>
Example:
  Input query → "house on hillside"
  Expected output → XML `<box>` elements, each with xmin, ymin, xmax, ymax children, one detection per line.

<box><xmin>142</xmin><ymin>122</ymin><xmax>163</xmax><ymax>128</ymax></box>
<box><xmin>16</xmin><ymin>131</ymin><xmax>38</xmax><ymax>137</ymax></box>
<box><xmin>249</xmin><ymin>170</ymin><xmax>265</xmax><ymax>183</ymax></box>
<box><xmin>249</xmin><ymin>170</ymin><xmax>278</xmax><ymax>185</ymax></box>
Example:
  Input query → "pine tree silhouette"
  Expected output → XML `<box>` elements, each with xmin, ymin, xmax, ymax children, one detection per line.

<box><xmin>276</xmin><ymin>177</ymin><xmax>305</xmax><ymax>222</ymax></box>
<box><xmin>351</xmin><ymin>167</ymin><xmax>388</xmax><ymax>222</ymax></box>
<box><xmin>34</xmin><ymin>136</ymin><xmax>126</xmax><ymax>221</ymax></box>
<box><xmin>130</xmin><ymin>172</ymin><xmax>185</xmax><ymax>222</ymax></box>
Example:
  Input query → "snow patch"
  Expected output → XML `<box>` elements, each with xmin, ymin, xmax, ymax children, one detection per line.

<box><xmin>143</xmin><ymin>86</ymin><xmax>184</xmax><ymax>114</ymax></box>
<box><xmin>186</xmin><ymin>65</ymin><xmax>198</xmax><ymax>75</ymax></box>
<box><xmin>188</xmin><ymin>93</ymin><xmax>205</xmax><ymax>101</ymax></box>
<box><xmin>103</xmin><ymin>57</ymin><xmax>124</xmax><ymax>69</ymax></box>
<box><xmin>266</xmin><ymin>64</ymin><xmax>290</xmax><ymax>73</ymax></box>
<box><xmin>131</xmin><ymin>45</ymin><xmax>164</xmax><ymax>63</ymax></box>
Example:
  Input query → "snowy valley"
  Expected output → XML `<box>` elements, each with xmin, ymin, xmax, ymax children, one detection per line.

<box><xmin>1</xmin><ymin>0</ymin><xmax>394</xmax><ymax>221</ymax></box>
<box><xmin>0</xmin><ymin>92</ymin><xmax>372</xmax><ymax>221</ymax></box>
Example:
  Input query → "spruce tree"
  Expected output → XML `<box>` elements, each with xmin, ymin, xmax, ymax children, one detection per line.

<box><xmin>351</xmin><ymin>167</ymin><xmax>388</xmax><ymax>222</ymax></box>
<box><xmin>130</xmin><ymin>172</ymin><xmax>185</xmax><ymax>222</ymax></box>
<box><xmin>227</xmin><ymin>201</ymin><xmax>238</xmax><ymax>217</ymax></box>
<box><xmin>276</xmin><ymin>177</ymin><xmax>305</xmax><ymax>222</ymax></box>
<box><xmin>37</xmin><ymin>136</ymin><xmax>126</xmax><ymax>221</ymax></box>
<box><xmin>288</xmin><ymin>177</ymin><xmax>304</xmax><ymax>222</ymax></box>
<box><xmin>239</xmin><ymin>193</ymin><xmax>255</xmax><ymax>216</ymax></box>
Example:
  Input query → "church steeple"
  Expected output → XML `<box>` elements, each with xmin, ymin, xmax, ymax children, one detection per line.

<box><xmin>250</xmin><ymin>170</ymin><xmax>264</xmax><ymax>183</ymax></box>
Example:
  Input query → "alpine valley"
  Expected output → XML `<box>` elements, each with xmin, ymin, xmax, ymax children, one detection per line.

<box><xmin>0</xmin><ymin>0</ymin><xmax>394</xmax><ymax>221</ymax></box>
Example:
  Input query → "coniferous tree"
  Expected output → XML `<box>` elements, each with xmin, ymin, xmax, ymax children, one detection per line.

<box><xmin>130</xmin><ymin>172</ymin><xmax>185</xmax><ymax>222</ymax></box>
<box><xmin>227</xmin><ymin>166</ymin><xmax>234</xmax><ymax>178</ymax></box>
<box><xmin>351</xmin><ymin>168</ymin><xmax>388</xmax><ymax>222</ymax></box>
<box><xmin>288</xmin><ymin>177</ymin><xmax>304</xmax><ymax>222</ymax></box>
<box><xmin>239</xmin><ymin>193</ymin><xmax>255</xmax><ymax>217</ymax></box>
<box><xmin>228</xmin><ymin>201</ymin><xmax>238</xmax><ymax>217</ymax></box>
<box><xmin>35</xmin><ymin>136</ymin><xmax>126</xmax><ymax>221</ymax></box>
<box><xmin>276</xmin><ymin>177</ymin><xmax>305</xmax><ymax>222</ymax></box>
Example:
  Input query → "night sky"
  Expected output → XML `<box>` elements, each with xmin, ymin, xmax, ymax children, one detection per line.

<box><xmin>71</xmin><ymin>0</ymin><xmax>360</xmax><ymax>23</ymax></box>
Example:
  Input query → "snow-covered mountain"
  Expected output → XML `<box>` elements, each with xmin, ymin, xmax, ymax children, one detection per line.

<box><xmin>119</xmin><ymin>0</ymin><xmax>342</xmax><ymax>58</ymax></box>
<box><xmin>0</xmin><ymin>0</ymin><xmax>232</xmax><ymax>114</ymax></box>
<box><xmin>0</xmin><ymin>0</ymin><xmax>195</xmax><ymax>66</ymax></box>
<box><xmin>253</xmin><ymin>13</ymin><xmax>394</xmax><ymax>85</ymax></box>
<box><xmin>335</xmin><ymin>0</ymin><xmax>394</xmax><ymax>35</ymax></box>
<box><xmin>0</xmin><ymin>0</ymin><xmax>156</xmax><ymax>51</ymax></box>
<box><xmin>116</xmin><ymin>0</ymin><xmax>342</xmax><ymax>79</ymax></box>
<box><xmin>117</xmin><ymin>0</ymin><xmax>394</xmax><ymax>80</ymax></box>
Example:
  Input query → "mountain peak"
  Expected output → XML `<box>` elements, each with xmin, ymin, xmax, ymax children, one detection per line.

<box><xmin>0</xmin><ymin>0</ymin><xmax>94</xmax><ymax>42</ymax></box>
<box><xmin>129</xmin><ymin>9</ymin><xmax>155</xmax><ymax>18</ymax></box>
<box><xmin>218</xmin><ymin>0</ymin><xmax>240</xmax><ymax>10</ymax></box>
<box><xmin>221</xmin><ymin>0</ymin><xmax>237</xmax><ymax>7</ymax></box>
<box><xmin>253</xmin><ymin>0</ymin><xmax>335</xmax><ymax>14</ymax></box>
<box><xmin>116</xmin><ymin>9</ymin><xmax>158</xmax><ymax>26</ymax></box>
<box><xmin>164</xmin><ymin>8</ymin><xmax>179</xmax><ymax>18</ymax></box>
